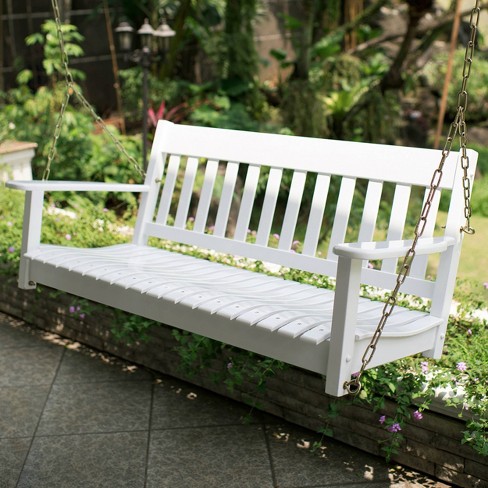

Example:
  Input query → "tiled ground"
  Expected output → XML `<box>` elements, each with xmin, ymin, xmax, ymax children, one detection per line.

<box><xmin>0</xmin><ymin>312</ymin><xmax>452</xmax><ymax>488</ymax></box>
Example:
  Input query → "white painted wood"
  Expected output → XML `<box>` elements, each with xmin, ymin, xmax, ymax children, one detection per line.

<box><xmin>326</xmin><ymin>255</ymin><xmax>363</xmax><ymax>396</ymax></box>
<box><xmin>6</xmin><ymin>181</ymin><xmax>150</xmax><ymax>192</ymax></box>
<box><xmin>358</xmin><ymin>180</ymin><xmax>383</xmax><ymax>245</ymax></box>
<box><xmin>256</xmin><ymin>167</ymin><xmax>283</xmax><ymax>246</ymax></box>
<box><xmin>155</xmin><ymin>154</ymin><xmax>181</xmax><ymax>225</ymax></box>
<box><xmin>333</xmin><ymin>237</ymin><xmax>455</xmax><ymax>260</ymax></box>
<box><xmin>409</xmin><ymin>187</ymin><xmax>441</xmax><ymax>279</ymax></box>
<box><xmin>158</xmin><ymin>122</ymin><xmax>462</xmax><ymax>189</ymax></box>
<box><xmin>327</xmin><ymin>177</ymin><xmax>356</xmax><ymax>261</ymax></box>
<box><xmin>194</xmin><ymin>159</ymin><xmax>219</xmax><ymax>233</ymax></box>
<box><xmin>174</xmin><ymin>157</ymin><xmax>199</xmax><ymax>228</ymax></box>
<box><xmin>214</xmin><ymin>162</ymin><xmax>239</xmax><ymax>237</ymax></box>
<box><xmin>234</xmin><ymin>164</ymin><xmax>260</xmax><ymax>241</ymax></box>
<box><xmin>18</xmin><ymin>190</ymin><xmax>44</xmax><ymax>289</ymax></box>
<box><xmin>279</xmin><ymin>171</ymin><xmax>307</xmax><ymax>251</ymax></box>
<box><xmin>9</xmin><ymin>120</ymin><xmax>479</xmax><ymax>397</ymax></box>
<box><xmin>133</xmin><ymin>121</ymin><xmax>172</xmax><ymax>245</ymax></box>
<box><xmin>302</xmin><ymin>174</ymin><xmax>330</xmax><ymax>256</ymax></box>
<box><xmin>382</xmin><ymin>184</ymin><xmax>411</xmax><ymax>273</ymax></box>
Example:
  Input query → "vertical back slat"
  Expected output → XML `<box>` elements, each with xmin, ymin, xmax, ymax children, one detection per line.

<box><xmin>382</xmin><ymin>184</ymin><xmax>411</xmax><ymax>273</ymax></box>
<box><xmin>155</xmin><ymin>154</ymin><xmax>181</xmax><ymax>225</ymax></box>
<box><xmin>410</xmin><ymin>188</ymin><xmax>441</xmax><ymax>278</ymax></box>
<box><xmin>279</xmin><ymin>171</ymin><xmax>307</xmax><ymax>251</ymax></box>
<box><xmin>234</xmin><ymin>164</ymin><xmax>261</xmax><ymax>241</ymax></box>
<box><xmin>194</xmin><ymin>159</ymin><xmax>219</xmax><ymax>233</ymax></box>
<box><xmin>302</xmin><ymin>174</ymin><xmax>331</xmax><ymax>256</ymax></box>
<box><xmin>256</xmin><ymin>167</ymin><xmax>283</xmax><ymax>246</ymax></box>
<box><xmin>214</xmin><ymin>161</ymin><xmax>239</xmax><ymax>238</ymax></box>
<box><xmin>327</xmin><ymin>177</ymin><xmax>357</xmax><ymax>261</ymax></box>
<box><xmin>174</xmin><ymin>157</ymin><xmax>199</xmax><ymax>228</ymax></box>
<box><xmin>358</xmin><ymin>180</ymin><xmax>383</xmax><ymax>243</ymax></box>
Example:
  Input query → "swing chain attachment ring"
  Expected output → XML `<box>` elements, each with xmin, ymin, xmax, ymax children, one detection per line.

<box><xmin>344</xmin><ymin>0</ymin><xmax>480</xmax><ymax>397</ymax></box>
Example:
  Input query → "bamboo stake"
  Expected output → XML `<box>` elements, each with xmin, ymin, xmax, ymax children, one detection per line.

<box><xmin>103</xmin><ymin>0</ymin><xmax>126</xmax><ymax>134</ymax></box>
<box><xmin>434</xmin><ymin>0</ymin><xmax>462</xmax><ymax>148</ymax></box>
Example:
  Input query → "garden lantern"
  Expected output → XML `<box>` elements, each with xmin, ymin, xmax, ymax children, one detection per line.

<box><xmin>154</xmin><ymin>19</ymin><xmax>175</xmax><ymax>53</ymax></box>
<box><xmin>114</xmin><ymin>21</ymin><xmax>134</xmax><ymax>52</ymax></box>
<box><xmin>114</xmin><ymin>17</ymin><xmax>175</xmax><ymax>169</ymax></box>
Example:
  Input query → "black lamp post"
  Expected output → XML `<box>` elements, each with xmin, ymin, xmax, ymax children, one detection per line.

<box><xmin>115</xmin><ymin>18</ymin><xmax>175</xmax><ymax>169</ymax></box>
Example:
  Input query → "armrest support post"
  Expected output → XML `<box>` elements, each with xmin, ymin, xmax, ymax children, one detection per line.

<box><xmin>19</xmin><ymin>190</ymin><xmax>44</xmax><ymax>289</ymax></box>
<box><xmin>325</xmin><ymin>255</ymin><xmax>363</xmax><ymax>396</ymax></box>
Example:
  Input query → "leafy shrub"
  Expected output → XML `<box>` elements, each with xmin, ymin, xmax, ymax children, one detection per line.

<box><xmin>0</xmin><ymin>185</ymin><xmax>131</xmax><ymax>276</ymax></box>
<box><xmin>422</xmin><ymin>49</ymin><xmax>488</xmax><ymax>123</ymax></box>
<box><xmin>471</xmin><ymin>175</ymin><xmax>488</xmax><ymax>218</ymax></box>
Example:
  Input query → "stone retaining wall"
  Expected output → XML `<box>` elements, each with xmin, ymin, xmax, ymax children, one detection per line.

<box><xmin>0</xmin><ymin>276</ymin><xmax>486</xmax><ymax>488</ymax></box>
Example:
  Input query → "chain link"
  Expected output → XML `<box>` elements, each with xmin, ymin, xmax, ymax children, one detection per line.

<box><xmin>344</xmin><ymin>0</ymin><xmax>480</xmax><ymax>395</ymax></box>
<box><xmin>43</xmin><ymin>0</ymin><xmax>146</xmax><ymax>181</ymax></box>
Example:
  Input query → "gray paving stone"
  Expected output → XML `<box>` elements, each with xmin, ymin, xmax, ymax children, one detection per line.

<box><xmin>0</xmin><ymin>437</ymin><xmax>31</xmax><ymax>488</ymax></box>
<box><xmin>17</xmin><ymin>431</ymin><xmax>147</xmax><ymax>488</ymax></box>
<box><xmin>0</xmin><ymin>345</ymin><xmax>63</xmax><ymax>387</ymax></box>
<box><xmin>266</xmin><ymin>423</ymin><xmax>392</xmax><ymax>487</ymax></box>
<box><xmin>55</xmin><ymin>348</ymin><xmax>154</xmax><ymax>384</ymax></box>
<box><xmin>0</xmin><ymin>385</ymin><xmax>50</xmax><ymax>438</ymax></box>
<box><xmin>151</xmin><ymin>378</ymin><xmax>258</xmax><ymax>429</ymax></box>
<box><xmin>0</xmin><ymin>318</ymin><xmax>46</xmax><ymax>349</ymax></box>
<box><xmin>37</xmin><ymin>381</ymin><xmax>152</xmax><ymax>435</ymax></box>
<box><xmin>147</xmin><ymin>425</ymin><xmax>273</xmax><ymax>488</ymax></box>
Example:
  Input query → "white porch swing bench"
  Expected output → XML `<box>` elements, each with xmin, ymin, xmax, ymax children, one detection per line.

<box><xmin>7</xmin><ymin>121</ymin><xmax>477</xmax><ymax>396</ymax></box>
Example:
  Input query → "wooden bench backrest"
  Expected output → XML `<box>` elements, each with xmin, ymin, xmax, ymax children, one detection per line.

<box><xmin>134</xmin><ymin>121</ymin><xmax>478</xmax><ymax>299</ymax></box>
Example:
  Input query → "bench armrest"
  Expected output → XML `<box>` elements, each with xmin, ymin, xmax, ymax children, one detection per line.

<box><xmin>333</xmin><ymin>236</ymin><xmax>456</xmax><ymax>260</ymax></box>
<box><xmin>6</xmin><ymin>180</ymin><xmax>150</xmax><ymax>193</ymax></box>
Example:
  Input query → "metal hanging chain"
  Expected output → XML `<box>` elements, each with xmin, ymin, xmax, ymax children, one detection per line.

<box><xmin>344</xmin><ymin>0</ymin><xmax>480</xmax><ymax>396</ymax></box>
<box><xmin>43</xmin><ymin>0</ymin><xmax>145</xmax><ymax>181</ymax></box>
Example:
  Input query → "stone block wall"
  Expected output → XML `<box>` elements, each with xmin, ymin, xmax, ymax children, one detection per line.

<box><xmin>0</xmin><ymin>276</ymin><xmax>485</xmax><ymax>488</ymax></box>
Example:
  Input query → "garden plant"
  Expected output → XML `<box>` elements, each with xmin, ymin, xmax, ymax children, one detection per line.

<box><xmin>1</xmin><ymin>0</ymin><xmax>487</xmax><ymax>465</ymax></box>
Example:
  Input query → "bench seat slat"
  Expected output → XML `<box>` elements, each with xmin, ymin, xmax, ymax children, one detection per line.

<box><xmin>27</xmin><ymin>243</ymin><xmax>440</xmax><ymax>346</ymax></box>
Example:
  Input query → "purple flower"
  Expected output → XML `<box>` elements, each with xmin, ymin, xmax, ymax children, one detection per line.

<box><xmin>65</xmin><ymin>234</ymin><xmax>72</xmax><ymax>241</ymax></box>
<box><xmin>273</xmin><ymin>233</ymin><xmax>280</xmax><ymax>240</ymax></box>
<box><xmin>188</xmin><ymin>216</ymin><xmax>195</xmax><ymax>222</ymax></box>
<box><xmin>79</xmin><ymin>313</ymin><xmax>86</xmax><ymax>320</ymax></box>
<box><xmin>483</xmin><ymin>282</ymin><xmax>488</xmax><ymax>289</ymax></box>
<box><xmin>69</xmin><ymin>306</ymin><xmax>75</xmax><ymax>314</ymax></box>
<box><xmin>103</xmin><ymin>208</ymin><xmax>108</xmax><ymax>213</ymax></box>
<box><xmin>387</xmin><ymin>423</ymin><xmax>402</xmax><ymax>433</ymax></box>
<box><xmin>7</xmin><ymin>246</ymin><xmax>15</xmax><ymax>253</ymax></box>
<box><xmin>227</xmin><ymin>362</ymin><xmax>233</xmax><ymax>370</ymax></box>
<box><xmin>412</xmin><ymin>410</ymin><xmax>423</xmax><ymax>421</ymax></box>
<box><xmin>379</xmin><ymin>415</ymin><xmax>386</xmax><ymax>424</ymax></box>
<box><xmin>421</xmin><ymin>361</ymin><xmax>429</xmax><ymax>374</ymax></box>
<box><xmin>467</xmin><ymin>329</ymin><xmax>472</xmax><ymax>336</ymax></box>
<box><xmin>456</xmin><ymin>362</ymin><xmax>467</xmax><ymax>372</ymax></box>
